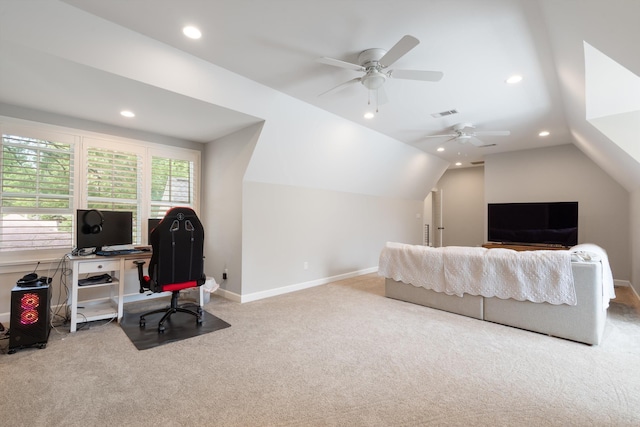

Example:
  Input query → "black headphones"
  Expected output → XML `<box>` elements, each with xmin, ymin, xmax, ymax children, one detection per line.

<box><xmin>17</xmin><ymin>272</ymin><xmax>39</xmax><ymax>287</ymax></box>
<box><xmin>82</xmin><ymin>209</ymin><xmax>104</xmax><ymax>234</ymax></box>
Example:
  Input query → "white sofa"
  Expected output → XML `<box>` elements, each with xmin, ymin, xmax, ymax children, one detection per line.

<box><xmin>379</xmin><ymin>243</ymin><xmax>614</xmax><ymax>345</ymax></box>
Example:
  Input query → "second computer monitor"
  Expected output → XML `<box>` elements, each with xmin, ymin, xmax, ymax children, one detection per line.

<box><xmin>148</xmin><ymin>218</ymin><xmax>162</xmax><ymax>245</ymax></box>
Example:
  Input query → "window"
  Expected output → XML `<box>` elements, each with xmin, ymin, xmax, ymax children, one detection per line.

<box><xmin>150</xmin><ymin>156</ymin><xmax>194</xmax><ymax>219</ymax></box>
<box><xmin>0</xmin><ymin>120</ymin><xmax>200</xmax><ymax>254</ymax></box>
<box><xmin>85</xmin><ymin>145</ymin><xmax>142</xmax><ymax>243</ymax></box>
<box><xmin>0</xmin><ymin>133</ymin><xmax>75</xmax><ymax>251</ymax></box>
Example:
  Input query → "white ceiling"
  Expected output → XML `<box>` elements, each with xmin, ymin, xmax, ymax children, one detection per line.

<box><xmin>0</xmin><ymin>0</ymin><xmax>638</xmax><ymax>174</ymax></box>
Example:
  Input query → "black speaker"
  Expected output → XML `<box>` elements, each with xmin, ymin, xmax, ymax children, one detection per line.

<box><xmin>9</xmin><ymin>284</ymin><xmax>51</xmax><ymax>354</ymax></box>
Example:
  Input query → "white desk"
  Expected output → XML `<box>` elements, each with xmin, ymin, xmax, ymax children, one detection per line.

<box><xmin>68</xmin><ymin>253</ymin><xmax>204</xmax><ymax>332</ymax></box>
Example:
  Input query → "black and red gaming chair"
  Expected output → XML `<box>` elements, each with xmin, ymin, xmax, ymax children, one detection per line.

<box><xmin>135</xmin><ymin>207</ymin><xmax>206</xmax><ymax>333</ymax></box>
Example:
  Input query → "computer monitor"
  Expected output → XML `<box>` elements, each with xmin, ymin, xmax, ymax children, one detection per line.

<box><xmin>76</xmin><ymin>209</ymin><xmax>133</xmax><ymax>252</ymax></box>
<box><xmin>148</xmin><ymin>218</ymin><xmax>162</xmax><ymax>245</ymax></box>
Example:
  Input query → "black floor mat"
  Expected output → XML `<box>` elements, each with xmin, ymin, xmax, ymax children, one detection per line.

<box><xmin>120</xmin><ymin>306</ymin><xmax>230</xmax><ymax>350</ymax></box>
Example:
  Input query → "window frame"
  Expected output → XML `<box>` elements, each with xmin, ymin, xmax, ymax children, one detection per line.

<box><xmin>0</xmin><ymin>118</ymin><xmax>201</xmax><ymax>264</ymax></box>
<box><xmin>143</xmin><ymin>145</ymin><xmax>201</xmax><ymax>244</ymax></box>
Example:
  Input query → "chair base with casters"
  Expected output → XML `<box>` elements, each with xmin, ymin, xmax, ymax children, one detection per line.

<box><xmin>135</xmin><ymin>260</ymin><xmax>204</xmax><ymax>334</ymax></box>
<box><xmin>138</xmin><ymin>288</ymin><xmax>203</xmax><ymax>333</ymax></box>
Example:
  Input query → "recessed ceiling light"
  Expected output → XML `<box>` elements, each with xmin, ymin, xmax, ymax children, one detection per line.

<box><xmin>437</xmin><ymin>147</ymin><xmax>445</xmax><ymax>152</ymax></box>
<box><xmin>455</xmin><ymin>162</ymin><xmax>462</xmax><ymax>166</ymax></box>
<box><xmin>506</xmin><ymin>75</ymin><xmax>523</xmax><ymax>84</ymax></box>
<box><xmin>538</xmin><ymin>130</ymin><xmax>550</xmax><ymax>137</ymax></box>
<box><xmin>183</xmin><ymin>25</ymin><xmax>202</xmax><ymax>39</ymax></box>
<box><xmin>363</xmin><ymin>112</ymin><xmax>375</xmax><ymax>119</ymax></box>
<box><xmin>120</xmin><ymin>110</ymin><xmax>135</xmax><ymax>118</ymax></box>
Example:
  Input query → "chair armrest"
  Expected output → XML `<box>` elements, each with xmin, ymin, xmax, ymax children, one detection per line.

<box><xmin>133</xmin><ymin>260</ymin><xmax>151</xmax><ymax>293</ymax></box>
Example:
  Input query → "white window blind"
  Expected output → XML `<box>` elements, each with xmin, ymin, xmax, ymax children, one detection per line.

<box><xmin>86</xmin><ymin>147</ymin><xmax>141</xmax><ymax>244</ymax></box>
<box><xmin>150</xmin><ymin>156</ymin><xmax>194</xmax><ymax>219</ymax></box>
<box><xmin>0</xmin><ymin>119</ymin><xmax>201</xmax><ymax>255</ymax></box>
<box><xmin>0</xmin><ymin>134</ymin><xmax>74</xmax><ymax>251</ymax></box>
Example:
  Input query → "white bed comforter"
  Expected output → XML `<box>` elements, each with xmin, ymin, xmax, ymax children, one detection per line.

<box><xmin>379</xmin><ymin>243</ymin><xmax>577</xmax><ymax>305</ymax></box>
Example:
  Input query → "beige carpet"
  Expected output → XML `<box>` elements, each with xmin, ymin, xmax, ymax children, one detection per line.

<box><xmin>1</xmin><ymin>274</ymin><xmax>639</xmax><ymax>426</ymax></box>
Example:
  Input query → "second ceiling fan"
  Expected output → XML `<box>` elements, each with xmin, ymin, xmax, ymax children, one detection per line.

<box><xmin>317</xmin><ymin>35</ymin><xmax>443</xmax><ymax>106</ymax></box>
<box><xmin>425</xmin><ymin>123</ymin><xmax>511</xmax><ymax>147</ymax></box>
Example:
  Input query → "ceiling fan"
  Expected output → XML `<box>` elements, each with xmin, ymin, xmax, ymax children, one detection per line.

<box><xmin>425</xmin><ymin>122</ymin><xmax>511</xmax><ymax>147</ymax></box>
<box><xmin>317</xmin><ymin>35</ymin><xmax>443</xmax><ymax>107</ymax></box>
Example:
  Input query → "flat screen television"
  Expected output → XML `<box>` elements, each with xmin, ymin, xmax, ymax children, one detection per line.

<box><xmin>487</xmin><ymin>202</ymin><xmax>578</xmax><ymax>247</ymax></box>
<box><xmin>76</xmin><ymin>209</ymin><xmax>133</xmax><ymax>252</ymax></box>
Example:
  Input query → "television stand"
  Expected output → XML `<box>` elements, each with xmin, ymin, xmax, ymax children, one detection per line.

<box><xmin>482</xmin><ymin>243</ymin><xmax>569</xmax><ymax>251</ymax></box>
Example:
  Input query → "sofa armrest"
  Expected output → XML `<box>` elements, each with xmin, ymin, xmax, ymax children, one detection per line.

<box><xmin>484</xmin><ymin>261</ymin><xmax>605</xmax><ymax>345</ymax></box>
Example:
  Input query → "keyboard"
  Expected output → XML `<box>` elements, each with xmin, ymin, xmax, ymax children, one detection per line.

<box><xmin>95</xmin><ymin>249</ymin><xmax>144</xmax><ymax>256</ymax></box>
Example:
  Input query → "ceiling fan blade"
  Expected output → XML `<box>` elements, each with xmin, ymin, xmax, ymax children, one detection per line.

<box><xmin>318</xmin><ymin>77</ymin><xmax>361</xmax><ymax>97</ymax></box>
<box><xmin>390</xmin><ymin>69</ymin><xmax>444</xmax><ymax>82</ymax></box>
<box><xmin>379</xmin><ymin>35</ymin><xmax>419</xmax><ymax>67</ymax></box>
<box><xmin>469</xmin><ymin>136</ymin><xmax>485</xmax><ymax>147</ymax></box>
<box><xmin>317</xmin><ymin>57</ymin><xmax>364</xmax><ymax>72</ymax></box>
<box><xmin>424</xmin><ymin>133</ymin><xmax>458</xmax><ymax>139</ymax></box>
<box><xmin>474</xmin><ymin>130</ymin><xmax>511</xmax><ymax>136</ymax></box>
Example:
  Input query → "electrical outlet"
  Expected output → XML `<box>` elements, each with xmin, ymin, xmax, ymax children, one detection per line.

<box><xmin>303</xmin><ymin>261</ymin><xmax>308</xmax><ymax>270</ymax></box>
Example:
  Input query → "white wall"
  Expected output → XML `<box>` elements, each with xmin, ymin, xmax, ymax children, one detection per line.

<box><xmin>202</xmin><ymin>123</ymin><xmax>264</xmax><ymax>296</ymax></box>
<box><xmin>241</xmin><ymin>182</ymin><xmax>424</xmax><ymax>298</ymax></box>
<box><xmin>201</xmin><ymin>109</ymin><xmax>446</xmax><ymax>301</ymax></box>
<box><xmin>485</xmin><ymin>144</ymin><xmax>630</xmax><ymax>281</ymax></box>
<box><xmin>243</xmin><ymin>99</ymin><xmax>447</xmax><ymax>200</ymax></box>
<box><xmin>435</xmin><ymin>167</ymin><xmax>485</xmax><ymax>247</ymax></box>
<box><xmin>631</xmin><ymin>190</ymin><xmax>640</xmax><ymax>295</ymax></box>
<box><xmin>237</xmin><ymin>98</ymin><xmax>447</xmax><ymax>299</ymax></box>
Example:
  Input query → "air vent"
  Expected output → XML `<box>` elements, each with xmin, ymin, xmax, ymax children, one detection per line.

<box><xmin>478</xmin><ymin>144</ymin><xmax>496</xmax><ymax>148</ymax></box>
<box><xmin>431</xmin><ymin>109</ymin><xmax>458</xmax><ymax>118</ymax></box>
<box><xmin>470</xmin><ymin>161</ymin><xmax>485</xmax><ymax>165</ymax></box>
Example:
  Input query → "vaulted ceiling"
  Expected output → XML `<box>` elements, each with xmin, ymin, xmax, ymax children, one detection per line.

<box><xmin>1</xmin><ymin>0</ymin><xmax>638</xmax><ymax>187</ymax></box>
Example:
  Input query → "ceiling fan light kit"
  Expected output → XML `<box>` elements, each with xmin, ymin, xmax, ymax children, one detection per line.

<box><xmin>318</xmin><ymin>35</ymin><xmax>443</xmax><ymax>102</ymax></box>
<box><xmin>362</xmin><ymin>69</ymin><xmax>387</xmax><ymax>90</ymax></box>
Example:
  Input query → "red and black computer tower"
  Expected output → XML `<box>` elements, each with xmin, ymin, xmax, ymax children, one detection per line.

<box><xmin>9</xmin><ymin>284</ymin><xmax>51</xmax><ymax>354</ymax></box>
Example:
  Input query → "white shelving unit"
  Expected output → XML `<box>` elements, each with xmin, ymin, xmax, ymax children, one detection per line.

<box><xmin>68</xmin><ymin>253</ymin><xmax>205</xmax><ymax>332</ymax></box>
<box><xmin>69</xmin><ymin>257</ymin><xmax>123</xmax><ymax>332</ymax></box>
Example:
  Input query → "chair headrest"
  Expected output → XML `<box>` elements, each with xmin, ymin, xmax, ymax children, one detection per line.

<box><xmin>150</xmin><ymin>207</ymin><xmax>204</xmax><ymax>248</ymax></box>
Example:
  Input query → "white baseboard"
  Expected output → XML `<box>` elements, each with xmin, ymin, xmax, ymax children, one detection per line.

<box><xmin>613</xmin><ymin>279</ymin><xmax>640</xmax><ymax>300</ymax></box>
<box><xmin>614</xmin><ymin>279</ymin><xmax>631</xmax><ymax>287</ymax></box>
<box><xmin>215</xmin><ymin>267</ymin><xmax>379</xmax><ymax>304</ymax></box>
<box><xmin>627</xmin><ymin>283</ymin><xmax>640</xmax><ymax>300</ymax></box>
<box><xmin>214</xmin><ymin>287</ymin><xmax>241</xmax><ymax>303</ymax></box>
